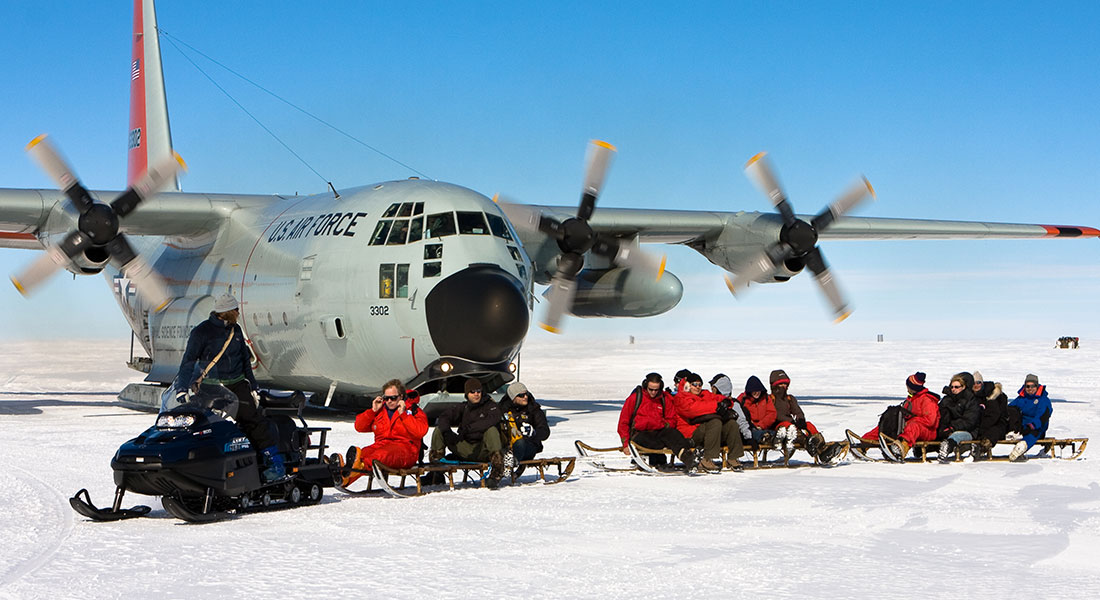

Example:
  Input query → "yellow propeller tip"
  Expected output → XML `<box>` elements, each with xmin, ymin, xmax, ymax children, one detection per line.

<box><xmin>745</xmin><ymin>151</ymin><xmax>767</xmax><ymax>168</ymax></box>
<box><xmin>591</xmin><ymin>139</ymin><xmax>617</xmax><ymax>152</ymax></box>
<box><xmin>863</xmin><ymin>176</ymin><xmax>876</xmax><ymax>199</ymax></box>
<box><xmin>173</xmin><ymin>152</ymin><xmax>188</xmax><ymax>171</ymax></box>
<box><xmin>491</xmin><ymin>193</ymin><xmax>500</xmax><ymax>204</ymax></box>
<box><xmin>834</xmin><ymin>311</ymin><xmax>853</xmax><ymax>324</ymax></box>
<box><xmin>656</xmin><ymin>255</ymin><xmax>667</xmax><ymax>281</ymax></box>
<box><xmin>10</xmin><ymin>276</ymin><xmax>27</xmax><ymax>295</ymax></box>
<box><xmin>26</xmin><ymin>134</ymin><xmax>49</xmax><ymax>151</ymax></box>
<box><xmin>723</xmin><ymin>275</ymin><xmax>736</xmax><ymax>295</ymax></box>
<box><xmin>538</xmin><ymin>322</ymin><xmax>562</xmax><ymax>334</ymax></box>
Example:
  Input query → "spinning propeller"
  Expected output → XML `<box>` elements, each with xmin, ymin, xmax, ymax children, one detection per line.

<box><xmin>725</xmin><ymin>152</ymin><xmax>875</xmax><ymax>322</ymax></box>
<box><xmin>11</xmin><ymin>134</ymin><xmax>186</xmax><ymax>311</ymax></box>
<box><xmin>506</xmin><ymin>140</ymin><xmax>666</xmax><ymax>333</ymax></box>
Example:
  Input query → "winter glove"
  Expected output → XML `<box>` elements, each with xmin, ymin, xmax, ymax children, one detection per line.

<box><xmin>794</xmin><ymin>417</ymin><xmax>807</xmax><ymax>429</ymax></box>
<box><xmin>442</xmin><ymin>429</ymin><xmax>460</xmax><ymax>448</ymax></box>
<box><xmin>520</xmin><ymin>422</ymin><xmax>535</xmax><ymax>437</ymax></box>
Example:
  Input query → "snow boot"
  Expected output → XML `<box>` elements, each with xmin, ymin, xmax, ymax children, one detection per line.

<box><xmin>938</xmin><ymin>439</ymin><xmax>956</xmax><ymax>463</ymax></box>
<box><xmin>487</xmin><ymin>451</ymin><xmax>505</xmax><ymax>488</ymax></box>
<box><xmin>698</xmin><ymin>458</ymin><xmax>721</xmax><ymax>473</ymax></box>
<box><xmin>1009</xmin><ymin>440</ymin><xmax>1029</xmax><ymax>462</ymax></box>
<box><xmin>261</xmin><ymin>446</ymin><xmax>286</xmax><ymax>482</ymax></box>
<box><xmin>342</xmin><ymin>446</ymin><xmax>364</xmax><ymax>487</ymax></box>
<box><xmin>677</xmin><ymin>447</ymin><xmax>700</xmax><ymax>473</ymax></box>
<box><xmin>428</xmin><ymin>448</ymin><xmax>445</xmax><ymax>463</ymax></box>
<box><xmin>723</xmin><ymin>458</ymin><xmax>745</xmax><ymax>472</ymax></box>
<box><xmin>806</xmin><ymin>433</ymin><xmax>825</xmax><ymax>458</ymax></box>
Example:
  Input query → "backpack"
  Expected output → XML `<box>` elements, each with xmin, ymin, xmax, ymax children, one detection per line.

<box><xmin>878</xmin><ymin>404</ymin><xmax>912</xmax><ymax>439</ymax></box>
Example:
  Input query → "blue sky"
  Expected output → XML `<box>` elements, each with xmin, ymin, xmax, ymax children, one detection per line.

<box><xmin>1</xmin><ymin>1</ymin><xmax>1098</xmax><ymax>341</ymax></box>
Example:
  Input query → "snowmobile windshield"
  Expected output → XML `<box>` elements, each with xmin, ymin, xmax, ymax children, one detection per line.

<box><xmin>188</xmin><ymin>384</ymin><xmax>240</xmax><ymax>421</ymax></box>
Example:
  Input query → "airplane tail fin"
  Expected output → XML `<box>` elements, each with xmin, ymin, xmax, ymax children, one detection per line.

<box><xmin>128</xmin><ymin>0</ymin><xmax>178</xmax><ymax>191</ymax></box>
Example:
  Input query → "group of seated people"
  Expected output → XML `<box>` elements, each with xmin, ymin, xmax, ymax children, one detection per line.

<box><xmin>333</xmin><ymin>377</ymin><xmax>550</xmax><ymax>489</ymax></box>
<box><xmin>617</xmin><ymin>368</ymin><xmax>844</xmax><ymax>473</ymax></box>
<box><xmin>856</xmin><ymin>370</ymin><xmax>1053</xmax><ymax>462</ymax></box>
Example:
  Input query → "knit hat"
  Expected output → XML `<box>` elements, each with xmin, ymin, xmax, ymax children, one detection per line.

<box><xmin>972</xmin><ymin>371</ymin><xmax>984</xmax><ymax>385</ymax></box>
<box><xmin>213</xmin><ymin>294</ymin><xmax>239</xmax><ymax>313</ymax></box>
<box><xmin>769</xmin><ymin>369</ymin><xmax>790</xmax><ymax>387</ymax></box>
<box><xmin>674</xmin><ymin>369</ymin><xmax>692</xmax><ymax>382</ymax></box>
<box><xmin>1024</xmin><ymin>373</ymin><xmax>1040</xmax><ymax>385</ymax></box>
<box><xmin>710</xmin><ymin>374</ymin><xmax>733</xmax><ymax>397</ymax></box>
<box><xmin>906</xmin><ymin>372</ymin><xmax>927</xmax><ymax>393</ymax></box>
<box><xmin>464</xmin><ymin>378</ymin><xmax>483</xmax><ymax>394</ymax></box>
<box><xmin>745</xmin><ymin>375</ymin><xmax>767</xmax><ymax>395</ymax></box>
<box><xmin>508</xmin><ymin>382</ymin><xmax>528</xmax><ymax>397</ymax></box>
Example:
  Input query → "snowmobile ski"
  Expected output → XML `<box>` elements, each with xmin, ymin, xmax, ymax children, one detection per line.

<box><xmin>69</xmin><ymin>488</ymin><xmax>151</xmax><ymax>522</ymax></box>
<box><xmin>161</xmin><ymin>495</ymin><xmax>232</xmax><ymax>523</ymax></box>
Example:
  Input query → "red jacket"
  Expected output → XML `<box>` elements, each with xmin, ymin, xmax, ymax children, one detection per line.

<box><xmin>354</xmin><ymin>400</ymin><xmax>429</xmax><ymax>448</ymax></box>
<box><xmin>673</xmin><ymin>389</ymin><xmax>723</xmax><ymax>437</ymax></box>
<box><xmin>618</xmin><ymin>387</ymin><xmax>680</xmax><ymax>447</ymax></box>
<box><xmin>901</xmin><ymin>388</ymin><xmax>940</xmax><ymax>441</ymax></box>
<box><xmin>738</xmin><ymin>392</ymin><xmax>777</xmax><ymax>430</ymax></box>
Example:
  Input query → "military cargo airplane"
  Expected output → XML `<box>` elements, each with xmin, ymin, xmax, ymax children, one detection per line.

<box><xmin>1</xmin><ymin>0</ymin><xmax>1097</xmax><ymax>414</ymax></box>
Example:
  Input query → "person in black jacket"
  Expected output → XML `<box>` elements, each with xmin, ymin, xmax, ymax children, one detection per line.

<box><xmin>937</xmin><ymin>372</ymin><xmax>981</xmax><ymax>462</ymax></box>
<box><xmin>971</xmin><ymin>370</ymin><xmax>1009</xmax><ymax>459</ymax></box>
<box><xmin>429</xmin><ymin>378</ymin><xmax>506</xmax><ymax>485</ymax></box>
<box><xmin>499</xmin><ymin>381</ymin><xmax>551</xmax><ymax>476</ymax></box>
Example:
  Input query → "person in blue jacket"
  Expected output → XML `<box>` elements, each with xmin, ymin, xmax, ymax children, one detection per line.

<box><xmin>177</xmin><ymin>293</ymin><xmax>284</xmax><ymax>481</ymax></box>
<box><xmin>1008</xmin><ymin>373</ymin><xmax>1052</xmax><ymax>461</ymax></box>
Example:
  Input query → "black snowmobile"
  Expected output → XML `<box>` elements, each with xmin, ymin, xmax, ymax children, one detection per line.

<box><xmin>70</xmin><ymin>384</ymin><xmax>337</xmax><ymax>523</ymax></box>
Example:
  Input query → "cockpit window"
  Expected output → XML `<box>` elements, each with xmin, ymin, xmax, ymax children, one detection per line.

<box><xmin>425</xmin><ymin>212</ymin><xmax>457</xmax><ymax>238</ymax></box>
<box><xmin>407</xmin><ymin>216</ymin><xmax>423</xmax><ymax>243</ymax></box>
<box><xmin>485</xmin><ymin>213</ymin><xmax>513</xmax><ymax>241</ymax></box>
<box><xmin>457</xmin><ymin>211</ymin><xmax>489</xmax><ymax>235</ymax></box>
<box><xmin>382</xmin><ymin>203</ymin><xmax>401</xmax><ymax>218</ymax></box>
<box><xmin>413</xmin><ymin>202</ymin><xmax>424</xmax><ymax>216</ymax></box>
<box><xmin>397</xmin><ymin>203</ymin><xmax>414</xmax><ymax>217</ymax></box>
<box><xmin>369</xmin><ymin>220</ymin><xmax>392</xmax><ymax>246</ymax></box>
<box><xmin>386</xmin><ymin>219</ymin><xmax>409</xmax><ymax>245</ymax></box>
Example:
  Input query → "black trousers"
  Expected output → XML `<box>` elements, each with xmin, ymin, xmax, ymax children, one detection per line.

<box><xmin>225</xmin><ymin>380</ymin><xmax>278</xmax><ymax>450</ymax></box>
<box><xmin>631</xmin><ymin>427</ymin><xmax>691</xmax><ymax>456</ymax></box>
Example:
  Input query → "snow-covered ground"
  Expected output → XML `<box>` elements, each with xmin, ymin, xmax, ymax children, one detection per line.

<box><xmin>2</xmin><ymin>338</ymin><xmax>1099</xmax><ymax>598</ymax></box>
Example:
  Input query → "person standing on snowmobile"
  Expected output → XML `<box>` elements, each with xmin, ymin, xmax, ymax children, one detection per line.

<box><xmin>338</xmin><ymin>379</ymin><xmax>428</xmax><ymax>487</ymax></box>
<box><xmin>176</xmin><ymin>293</ymin><xmax>284</xmax><ymax>482</ymax></box>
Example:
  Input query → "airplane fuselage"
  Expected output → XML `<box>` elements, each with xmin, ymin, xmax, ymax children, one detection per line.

<box><xmin>109</xmin><ymin>179</ymin><xmax>532</xmax><ymax>405</ymax></box>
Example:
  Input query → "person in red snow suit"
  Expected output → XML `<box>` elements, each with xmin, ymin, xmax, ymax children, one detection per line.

<box><xmin>737</xmin><ymin>375</ymin><xmax>777</xmax><ymax>444</ymax></box>
<box><xmin>672</xmin><ymin>372</ymin><xmax>745</xmax><ymax>472</ymax></box>
<box><xmin>339</xmin><ymin>378</ymin><xmax>429</xmax><ymax>487</ymax></box>
<box><xmin>861</xmin><ymin>372</ymin><xmax>940</xmax><ymax>458</ymax></box>
<box><xmin>617</xmin><ymin>372</ymin><xmax>698</xmax><ymax>472</ymax></box>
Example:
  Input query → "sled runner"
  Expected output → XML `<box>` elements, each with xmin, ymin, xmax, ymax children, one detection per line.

<box><xmin>334</xmin><ymin>456</ymin><xmax>577</xmax><ymax>498</ymax></box>
<box><xmin>574</xmin><ymin>440</ymin><xmax>640</xmax><ymax>472</ymax></box>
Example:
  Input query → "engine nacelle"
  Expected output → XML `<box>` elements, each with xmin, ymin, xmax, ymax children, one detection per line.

<box><xmin>66</xmin><ymin>245</ymin><xmax>111</xmax><ymax>275</ymax></box>
<box><xmin>757</xmin><ymin>256</ymin><xmax>805</xmax><ymax>283</ymax></box>
<box><xmin>567</xmin><ymin>267</ymin><xmax>683</xmax><ymax>318</ymax></box>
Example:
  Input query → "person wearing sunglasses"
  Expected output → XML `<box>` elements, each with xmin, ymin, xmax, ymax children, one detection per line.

<box><xmin>1008</xmin><ymin>374</ymin><xmax>1053</xmax><ymax>462</ymax></box>
<box><xmin>337</xmin><ymin>378</ymin><xmax>428</xmax><ymax>487</ymax></box>
<box><xmin>672</xmin><ymin>373</ymin><xmax>744</xmax><ymax>472</ymax></box>
<box><xmin>499</xmin><ymin>382</ymin><xmax>550</xmax><ymax>477</ymax></box>
<box><xmin>936</xmin><ymin>372</ymin><xmax>981</xmax><ymax>463</ymax></box>
<box><xmin>429</xmin><ymin>378</ymin><xmax>506</xmax><ymax>486</ymax></box>
<box><xmin>617</xmin><ymin>372</ymin><xmax>698</xmax><ymax>473</ymax></box>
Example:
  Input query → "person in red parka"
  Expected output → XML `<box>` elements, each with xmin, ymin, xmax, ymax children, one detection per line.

<box><xmin>860</xmin><ymin>372</ymin><xmax>940</xmax><ymax>460</ymax></box>
<box><xmin>737</xmin><ymin>375</ymin><xmax>777</xmax><ymax>445</ymax></box>
<box><xmin>673</xmin><ymin>372</ymin><xmax>745</xmax><ymax>472</ymax></box>
<box><xmin>338</xmin><ymin>378</ymin><xmax>429</xmax><ymax>487</ymax></box>
<box><xmin>617</xmin><ymin>372</ymin><xmax>698</xmax><ymax>473</ymax></box>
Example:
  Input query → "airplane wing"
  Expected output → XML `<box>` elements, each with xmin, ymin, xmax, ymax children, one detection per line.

<box><xmin>0</xmin><ymin>187</ymin><xmax>280</xmax><ymax>250</ymax></box>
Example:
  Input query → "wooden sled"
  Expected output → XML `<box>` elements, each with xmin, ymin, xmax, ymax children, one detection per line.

<box><xmin>336</xmin><ymin>456</ymin><xmax>577</xmax><ymax>498</ymax></box>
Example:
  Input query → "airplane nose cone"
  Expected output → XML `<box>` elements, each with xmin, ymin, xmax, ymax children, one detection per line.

<box><xmin>425</xmin><ymin>266</ymin><xmax>529</xmax><ymax>363</ymax></box>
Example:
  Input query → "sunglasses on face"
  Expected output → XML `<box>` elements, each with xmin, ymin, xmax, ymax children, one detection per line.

<box><xmin>469</xmin><ymin>389</ymin><xmax>482</xmax><ymax>394</ymax></box>
<box><xmin>1024</xmin><ymin>383</ymin><xmax>1038</xmax><ymax>388</ymax></box>
<box><xmin>382</xmin><ymin>395</ymin><xmax>401</xmax><ymax>401</ymax></box>
<box><xmin>514</xmin><ymin>393</ymin><xmax>528</xmax><ymax>398</ymax></box>
<box><xmin>689</xmin><ymin>382</ymin><xmax>703</xmax><ymax>387</ymax></box>
<box><xmin>950</xmin><ymin>384</ymin><xmax>963</xmax><ymax>390</ymax></box>
<box><xmin>645</xmin><ymin>387</ymin><xmax>661</xmax><ymax>393</ymax></box>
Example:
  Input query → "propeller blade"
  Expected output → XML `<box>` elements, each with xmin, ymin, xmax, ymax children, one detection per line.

<box><xmin>591</xmin><ymin>235</ymin><xmax>666</xmax><ymax>280</ymax></box>
<box><xmin>744</xmin><ymin>152</ymin><xmax>796</xmax><ymax>226</ymax></box>
<box><xmin>25</xmin><ymin>134</ymin><xmax>96</xmax><ymax>213</ymax></box>
<box><xmin>112</xmin><ymin>151</ymin><xmax>187</xmax><ymax>218</ymax></box>
<box><xmin>724</xmin><ymin>241</ymin><xmax>793</xmax><ymax>296</ymax></box>
<box><xmin>811</xmin><ymin>176</ymin><xmax>876</xmax><ymax>232</ymax></box>
<box><xmin>803</xmin><ymin>247</ymin><xmax>852</xmax><ymax>322</ymax></box>
<box><xmin>107</xmin><ymin>235</ymin><xmax>172</xmax><ymax>312</ymax></box>
<box><xmin>539</xmin><ymin>275</ymin><xmax>577</xmax><ymax>334</ymax></box>
<box><xmin>577</xmin><ymin>140</ymin><xmax>616</xmax><ymax>221</ymax></box>
<box><xmin>10</xmin><ymin>230</ymin><xmax>93</xmax><ymax>296</ymax></box>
